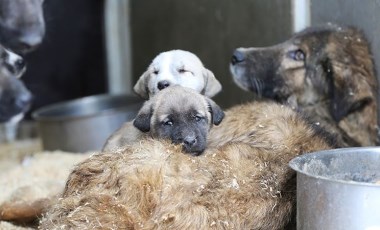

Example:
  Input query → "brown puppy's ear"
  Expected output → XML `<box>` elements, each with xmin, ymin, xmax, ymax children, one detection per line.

<box><xmin>133</xmin><ymin>101</ymin><xmax>153</xmax><ymax>132</ymax></box>
<box><xmin>202</xmin><ymin>68</ymin><xmax>222</xmax><ymax>98</ymax></box>
<box><xmin>326</xmin><ymin>30</ymin><xmax>377</xmax><ymax>122</ymax></box>
<box><xmin>133</xmin><ymin>70</ymin><xmax>150</xmax><ymax>99</ymax></box>
<box><xmin>206</xmin><ymin>98</ymin><xmax>225</xmax><ymax>125</ymax></box>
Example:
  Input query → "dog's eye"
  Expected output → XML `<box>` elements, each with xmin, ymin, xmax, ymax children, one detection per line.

<box><xmin>162</xmin><ymin>119</ymin><xmax>173</xmax><ymax>126</ymax></box>
<box><xmin>153</xmin><ymin>70</ymin><xmax>159</xmax><ymax>75</ymax></box>
<box><xmin>194</xmin><ymin>115</ymin><xmax>204</xmax><ymax>122</ymax></box>
<box><xmin>178</xmin><ymin>68</ymin><xmax>187</xmax><ymax>73</ymax></box>
<box><xmin>288</xmin><ymin>49</ymin><xmax>305</xmax><ymax>61</ymax></box>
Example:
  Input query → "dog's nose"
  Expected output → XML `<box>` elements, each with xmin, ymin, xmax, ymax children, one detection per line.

<box><xmin>231</xmin><ymin>50</ymin><xmax>245</xmax><ymax>65</ymax></box>
<box><xmin>15</xmin><ymin>59</ymin><xmax>25</xmax><ymax>72</ymax></box>
<box><xmin>183</xmin><ymin>136</ymin><xmax>197</xmax><ymax>148</ymax></box>
<box><xmin>157</xmin><ymin>80</ymin><xmax>170</xmax><ymax>90</ymax></box>
<box><xmin>15</xmin><ymin>91</ymin><xmax>32</xmax><ymax>110</ymax></box>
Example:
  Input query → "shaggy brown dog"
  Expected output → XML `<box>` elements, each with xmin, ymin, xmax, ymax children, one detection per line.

<box><xmin>39</xmin><ymin>101</ymin><xmax>334</xmax><ymax>230</ymax></box>
<box><xmin>230</xmin><ymin>24</ymin><xmax>378</xmax><ymax>147</ymax></box>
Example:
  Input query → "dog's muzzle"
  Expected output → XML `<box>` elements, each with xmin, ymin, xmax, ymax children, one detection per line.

<box><xmin>231</xmin><ymin>49</ymin><xmax>246</xmax><ymax>65</ymax></box>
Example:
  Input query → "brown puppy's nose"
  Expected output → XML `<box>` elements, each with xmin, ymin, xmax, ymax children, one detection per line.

<box><xmin>184</xmin><ymin>136</ymin><xmax>197</xmax><ymax>148</ymax></box>
<box><xmin>231</xmin><ymin>50</ymin><xmax>245</xmax><ymax>65</ymax></box>
<box><xmin>157</xmin><ymin>80</ymin><xmax>170</xmax><ymax>90</ymax></box>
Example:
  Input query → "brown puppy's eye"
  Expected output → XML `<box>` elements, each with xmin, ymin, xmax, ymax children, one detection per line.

<box><xmin>288</xmin><ymin>49</ymin><xmax>305</xmax><ymax>61</ymax></box>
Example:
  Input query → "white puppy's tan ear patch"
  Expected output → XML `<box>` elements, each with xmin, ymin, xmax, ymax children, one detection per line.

<box><xmin>133</xmin><ymin>71</ymin><xmax>150</xmax><ymax>99</ymax></box>
<box><xmin>202</xmin><ymin>68</ymin><xmax>222</xmax><ymax>98</ymax></box>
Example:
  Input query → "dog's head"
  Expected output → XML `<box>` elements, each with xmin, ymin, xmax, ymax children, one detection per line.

<box><xmin>134</xmin><ymin>49</ymin><xmax>222</xmax><ymax>99</ymax></box>
<box><xmin>230</xmin><ymin>24</ymin><xmax>377</xmax><ymax>122</ymax></box>
<box><xmin>133</xmin><ymin>85</ymin><xmax>224</xmax><ymax>155</ymax></box>
<box><xmin>0</xmin><ymin>0</ymin><xmax>45</xmax><ymax>53</ymax></box>
<box><xmin>0</xmin><ymin>45</ymin><xmax>32</xmax><ymax>122</ymax></box>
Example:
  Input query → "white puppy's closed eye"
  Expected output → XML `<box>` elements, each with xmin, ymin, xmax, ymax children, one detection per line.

<box><xmin>133</xmin><ymin>50</ymin><xmax>222</xmax><ymax>99</ymax></box>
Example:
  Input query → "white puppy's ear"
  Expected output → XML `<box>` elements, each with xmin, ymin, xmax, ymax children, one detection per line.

<box><xmin>133</xmin><ymin>71</ymin><xmax>150</xmax><ymax>99</ymax></box>
<box><xmin>202</xmin><ymin>68</ymin><xmax>222</xmax><ymax>98</ymax></box>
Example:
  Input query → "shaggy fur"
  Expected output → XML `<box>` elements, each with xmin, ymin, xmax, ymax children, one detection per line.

<box><xmin>230</xmin><ymin>24</ymin><xmax>378</xmax><ymax>147</ymax></box>
<box><xmin>134</xmin><ymin>50</ymin><xmax>222</xmax><ymax>99</ymax></box>
<box><xmin>103</xmin><ymin>86</ymin><xmax>224</xmax><ymax>153</ymax></box>
<box><xmin>39</xmin><ymin>101</ymin><xmax>334</xmax><ymax>230</ymax></box>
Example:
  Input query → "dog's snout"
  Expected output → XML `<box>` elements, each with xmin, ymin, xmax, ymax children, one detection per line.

<box><xmin>184</xmin><ymin>136</ymin><xmax>197</xmax><ymax>148</ymax></box>
<box><xmin>15</xmin><ymin>91</ymin><xmax>32</xmax><ymax>109</ymax></box>
<box><xmin>231</xmin><ymin>50</ymin><xmax>245</xmax><ymax>65</ymax></box>
<box><xmin>15</xmin><ymin>58</ymin><xmax>25</xmax><ymax>71</ymax></box>
<box><xmin>157</xmin><ymin>80</ymin><xmax>170</xmax><ymax>90</ymax></box>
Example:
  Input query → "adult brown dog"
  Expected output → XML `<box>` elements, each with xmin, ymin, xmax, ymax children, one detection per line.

<box><xmin>39</xmin><ymin>101</ymin><xmax>334</xmax><ymax>230</ymax></box>
<box><xmin>230</xmin><ymin>24</ymin><xmax>378</xmax><ymax>147</ymax></box>
<box><xmin>103</xmin><ymin>85</ymin><xmax>224</xmax><ymax>154</ymax></box>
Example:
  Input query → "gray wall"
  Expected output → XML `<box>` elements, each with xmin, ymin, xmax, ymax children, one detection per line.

<box><xmin>311</xmin><ymin>0</ymin><xmax>380</xmax><ymax>127</ymax></box>
<box><xmin>130</xmin><ymin>0</ymin><xmax>292</xmax><ymax>108</ymax></box>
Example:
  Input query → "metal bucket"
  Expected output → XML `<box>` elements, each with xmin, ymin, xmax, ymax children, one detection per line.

<box><xmin>289</xmin><ymin>147</ymin><xmax>380</xmax><ymax>230</ymax></box>
<box><xmin>33</xmin><ymin>94</ymin><xmax>143</xmax><ymax>153</ymax></box>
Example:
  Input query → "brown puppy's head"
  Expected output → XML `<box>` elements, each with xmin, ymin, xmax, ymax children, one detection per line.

<box><xmin>133</xmin><ymin>85</ymin><xmax>224</xmax><ymax>155</ymax></box>
<box><xmin>230</xmin><ymin>24</ymin><xmax>377</xmax><ymax>122</ymax></box>
<box><xmin>0</xmin><ymin>45</ymin><xmax>31</xmax><ymax>122</ymax></box>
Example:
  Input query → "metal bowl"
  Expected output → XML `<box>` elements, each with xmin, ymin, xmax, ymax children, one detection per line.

<box><xmin>289</xmin><ymin>147</ymin><xmax>380</xmax><ymax>230</ymax></box>
<box><xmin>32</xmin><ymin>94</ymin><xmax>144</xmax><ymax>153</ymax></box>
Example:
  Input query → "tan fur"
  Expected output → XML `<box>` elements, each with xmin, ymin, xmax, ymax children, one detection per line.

<box><xmin>39</xmin><ymin>101</ymin><xmax>333</xmax><ymax>230</ymax></box>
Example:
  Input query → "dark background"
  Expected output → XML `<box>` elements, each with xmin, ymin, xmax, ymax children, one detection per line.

<box><xmin>22</xmin><ymin>0</ymin><xmax>107</xmax><ymax>119</ymax></box>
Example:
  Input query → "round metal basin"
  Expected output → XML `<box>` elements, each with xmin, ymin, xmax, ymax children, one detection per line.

<box><xmin>289</xmin><ymin>147</ymin><xmax>380</xmax><ymax>230</ymax></box>
<box><xmin>33</xmin><ymin>94</ymin><xmax>143</xmax><ymax>153</ymax></box>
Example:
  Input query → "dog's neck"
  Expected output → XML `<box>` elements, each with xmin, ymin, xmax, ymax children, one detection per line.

<box><xmin>287</xmin><ymin>96</ymin><xmax>378</xmax><ymax>147</ymax></box>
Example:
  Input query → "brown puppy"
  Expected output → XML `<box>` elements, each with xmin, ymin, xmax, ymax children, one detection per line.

<box><xmin>39</xmin><ymin>101</ymin><xmax>334</xmax><ymax>230</ymax></box>
<box><xmin>103</xmin><ymin>85</ymin><xmax>224</xmax><ymax>155</ymax></box>
<box><xmin>230</xmin><ymin>24</ymin><xmax>378</xmax><ymax>147</ymax></box>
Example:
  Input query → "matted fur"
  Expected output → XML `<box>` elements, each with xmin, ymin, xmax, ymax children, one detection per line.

<box><xmin>230</xmin><ymin>24</ymin><xmax>378</xmax><ymax>147</ymax></box>
<box><xmin>39</xmin><ymin>101</ymin><xmax>334</xmax><ymax>230</ymax></box>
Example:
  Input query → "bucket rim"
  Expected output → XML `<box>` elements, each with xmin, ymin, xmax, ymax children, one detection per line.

<box><xmin>289</xmin><ymin>147</ymin><xmax>380</xmax><ymax>187</ymax></box>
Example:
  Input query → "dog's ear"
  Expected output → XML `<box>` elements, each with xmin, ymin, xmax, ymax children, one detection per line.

<box><xmin>206</xmin><ymin>98</ymin><xmax>225</xmax><ymax>125</ymax></box>
<box><xmin>202</xmin><ymin>68</ymin><xmax>222</xmax><ymax>98</ymax></box>
<box><xmin>325</xmin><ymin>36</ymin><xmax>376</xmax><ymax>122</ymax></box>
<box><xmin>133</xmin><ymin>70</ymin><xmax>150</xmax><ymax>99</ymax></box>
<box><xmin>133</xmin><ymin>101</ymin><xmax>153</xmax><ymax>132</ymax></box>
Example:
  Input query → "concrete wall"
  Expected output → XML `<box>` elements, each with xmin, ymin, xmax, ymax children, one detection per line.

<box><xmin>130</xmin><ymin>0</ymin><xmax>292</xmax><ymax>108</ymax></box>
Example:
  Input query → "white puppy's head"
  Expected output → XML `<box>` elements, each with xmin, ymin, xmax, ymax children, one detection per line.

<box><xmin>134</xmin><ymin>50</ymin><xmax>222</xmax><ymax>99</ymax></box>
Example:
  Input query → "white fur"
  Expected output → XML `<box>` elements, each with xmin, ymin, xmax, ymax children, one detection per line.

<box><xmin>134</xmin><ymin>50</ymin><xmax>221</xmax><ymax>99</ymax></box>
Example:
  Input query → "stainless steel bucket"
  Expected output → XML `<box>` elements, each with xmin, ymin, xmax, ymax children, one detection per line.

<box><xmin>289</xmin><ymin>147</ymin><xmax>380</xmax><ymax>230</ymax></box>
<box><xmin>33</xmin><ymin>94</ymin><xmax>143</xmax><ymax>153</ymax></box>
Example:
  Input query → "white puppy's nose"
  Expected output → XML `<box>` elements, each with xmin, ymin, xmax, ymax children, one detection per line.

<box><xmin>157</xmin><ymin>80</ymin><xmax>170</xmax><ymax>90</ymax></box>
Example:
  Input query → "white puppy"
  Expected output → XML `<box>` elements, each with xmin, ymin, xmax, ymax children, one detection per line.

<box><xmin>133</xmin><ymin>50</ymin><xmax>222</xmax><ymax>99</ymax></box>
